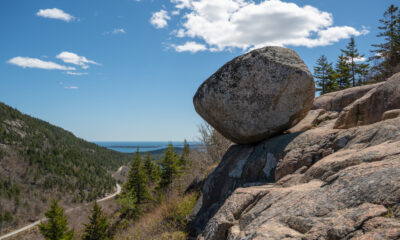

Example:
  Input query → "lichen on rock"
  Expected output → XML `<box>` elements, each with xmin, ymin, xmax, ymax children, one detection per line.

<box><xmin>193</xmin><ymin>46</ymin><xmax>315</xmax><ymax>144</ymax></box>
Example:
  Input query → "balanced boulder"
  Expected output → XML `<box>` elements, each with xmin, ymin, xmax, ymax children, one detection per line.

<box><xmin>193</xmin><ymin>46</ymin><xmax>315</xmax><ymax>144</ymax></box>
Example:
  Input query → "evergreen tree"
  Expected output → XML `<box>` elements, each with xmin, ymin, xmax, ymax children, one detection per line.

<box><xmin>341</xmin><ymin>37</ymin><xmax>369</xmax><ymax>86</ymax></box>
<box><xmin>159</xmin><ymin>143</ymin><xmax>179</xmax><ymax>189</ymax></box>
<box><xmin>179</xmin><ymin>139</ymin><xmax>190</xmax><ymax>167</ymax></box>
<box><xmin>313</xmin><ymin>55</ymin><xmax>338</xmax><ymax>94</ymax></box>
<box><xmin>334</xmin><ymin>55</ymin><xmax>352</xmax><ymax>89</ymax></box>
<box><xmin>143</xmin><ymin>152</ymin><xmax>157</xmax><ymax>183</ymax></box>
<box><xmin>356</xmin><ymin>62</ymin><xmax>370</xmax><ymax>86</ymax></box>
<box><xmin>153</xmin><ymin>164</ymin><xmax>162</xmax><ymax>183</ymax></box>
<box><xmin>123</xmin><ymin>148</ymin><xmax>150</xmax><ymax>204</ymax></box>
<box><xmin>39</xmin><ymin>199</ymin><xmax>74</xmax><ymax>240</ymax></box>
<box><xmin>371</xmin><ymin>4</ymin><xmax>400</xmax><ymax>80</ymax></box>
<box><xmin>117</xmin><ymin>191</ymin><xmax>139</xmax><ymax>218</ymax></box>
<box><xmin>82</xmin><ymin>202</ymin><xmax>110</xmax><ymax>240</ymax></box>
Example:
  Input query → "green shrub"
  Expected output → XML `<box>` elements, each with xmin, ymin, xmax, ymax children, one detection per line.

<box><xmin>160</xmin><ymin>231</ymin><xmax>187</xmax><ymax>240</ymax></box>
<box><xmin>162</xmin><ymin>193</ymin><xmax>198</xmax><ymax>229</ymax></box>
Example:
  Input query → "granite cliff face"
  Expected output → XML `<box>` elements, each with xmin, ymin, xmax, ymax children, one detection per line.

<box><xmin>192</xmin><ymin>47</ymin><xmax>400</xmax><ymax>239</ymax></box>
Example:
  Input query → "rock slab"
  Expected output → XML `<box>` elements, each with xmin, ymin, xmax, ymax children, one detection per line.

<box><xmin>312</xmin><ymin>82</ymin><xmax>383</xmax><ymax>112</ymax></box>
<box><xmin>193</xmin><ymin>46</ymin><xmax>315</xmax><ymax>144</ymax></box>
<box><xmin>335</xmin><ymin>73</ymin><xmax>400</xmax><ymax>129</ymax></box>
<box><xmin>196</xmin><ymin>107</ymin><xmax>400</xmax><ymax>240</ymax></box>
<box><xmin>383</xmin><ymin>109</ymin><xmax>400</xmax><ymax>120</ymax></box>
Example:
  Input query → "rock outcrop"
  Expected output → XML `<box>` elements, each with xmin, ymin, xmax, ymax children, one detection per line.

<box><xmin>383</xmin><ymin>109</ymin><xmax>400</xmax><ymax>120</ymax></box>
<box><xmin>286</xmin><ymin>109</ymin><xmax>326</xmax><ymax>133</ymax></box>
<box><xmin>334</xmin><ymin>73</ymin><xmax>400</xmax><ymax>129</ymax></box>
<box><xmin>193</xmin><ymin>46</ymin><xmax>315</xmax><ymax>144</ymax></box>
<box><xmin>312</xmin><ymin>82</ymin><xmax>384</xmax><ymax>112</ymax></box>
<box><xmin>192</xmin><ymin>72</ymin><xmax>400</xmax><ymax>239</ymax></box>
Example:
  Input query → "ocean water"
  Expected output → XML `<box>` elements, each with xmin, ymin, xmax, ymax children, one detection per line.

<box><xmin>94</xmin><ymin>141</ymin><xmax>200</xmax><ymax>153</ymax></box>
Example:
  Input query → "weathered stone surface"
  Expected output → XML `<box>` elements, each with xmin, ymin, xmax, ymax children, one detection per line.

<box><xmin>286</xmin><ymin>109</ymin><xmax>326</xmax><ymax>133</ymax></box>
<box><xmin>352</xmin><ymin>217</ymin><xmax>400</xmax><ymax>239</ymax></box>
<box><xmin>334</xmin><ymin>73</ymin><xmax>400</xmax><ymax>129</ymax></box>
<box><xmin>194</xmin><ymin>116</ymin><xmax>400</xmax><ymax>240</ymax></box>
<box><xmin>193</xmin><ymin>74</ymin><xmax>400</xmax><ymax>240</ymax></box>
<box><xmin>312</xmin><ymin>82</ymin><xmax>383</xmax><ymax>112</ymax></box>
<box><xmin>193</xmin><ymin>46</ymin><xmax>315</xmax><ymax>144</ymax></box>
<box><xmin>382</xmin><ymin>109</ymin><xmax>400</xmax><ymax>120</ymax></box>
<box><xmin>201</xmin><ymin>171</ymin><xmax>397</xmax><ymax>240</ymax></box>
<box><xmin>198</xmin><ymin>129</ymin><xmax>400</xmax><ymax>239</ymax></box>
<box><xmin>194</xmin><ymin>116</ymin><xmax>400</xmax><ymax>235</ymax></box>
<box><xmin>316</xmin><ymin>111</ymin><xmax>339</xmax><ymax>123</ymax></box>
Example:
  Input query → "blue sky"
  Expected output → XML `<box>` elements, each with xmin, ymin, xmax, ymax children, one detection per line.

<box><xmin>0</xmin><ymin>0</ymin><xmax>396</xmax><ymax>141</ymax></box>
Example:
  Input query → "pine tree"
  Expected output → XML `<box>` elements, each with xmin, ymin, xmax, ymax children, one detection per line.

<box><xmin>143</xmin><ymin>152</ymin><xmax>157</xmax><ymax>183</ymax></box>
<box><xmin>159</xmin><ymin>143</ymin><xmax>179</xmax><ymax>189</ymax></box>
<box><xmin>117</xmin><ymin>191</ymin><xmax>139</xmax><ymax>218</ymax></box>
<box><xmin>82</xmin><ymin>202</ymin><xmax>110</xmax><ymax>240</ymax></box>
<box><xmin>356</xmin><ymin>62</ymin><xmax>370</xmax><ymax>85</ymax></box>
<box><xmin>153</xmin><ymin>164</ymin><xmax>162</xmax><ymax>183</ymax></box>
<box><xmin>334</xmin><ymin>55</ymin><xmax>352</xmax><ymax>89</ymax></box>
<box><xmin>371</xmin><ymin>4</ymin><xmax>400</xmax><ymax>80</ymax></box>
<box><xmin>39</xmin><ymin>199</ymin><xmax>74</xmax><ymax>240</ymax></box>
<box><xmin>123</xmin><ymin>148</ymin><xmax>150</xmax><ymax>204</ymax></box>
<box><xmin>313</xmin><ymin>55</ymin><xmax>338</xmax><ymax>94</ymax></box>
<box><xmin>179</xmin><ymin>139</ymin><xmax>190</xmax><ymax>167</ymax></box>
<box><xmin>341</xmin><ymin>37</ymin><xmax>369</xmax><ymax>87</ymax></box>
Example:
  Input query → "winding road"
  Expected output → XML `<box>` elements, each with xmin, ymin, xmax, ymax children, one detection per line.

<box><xmin>0</xmin><ymin>166</ymin><xmax>125</xmax><ymax>240</ymax></box>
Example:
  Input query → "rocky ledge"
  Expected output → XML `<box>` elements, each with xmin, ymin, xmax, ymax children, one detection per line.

<box><xmin>192</xmin><ymin>47</ymin><xmax>400</xmax><ymax>240</ymax></box>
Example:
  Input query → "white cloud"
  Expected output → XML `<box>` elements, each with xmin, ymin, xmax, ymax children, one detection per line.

<box><xmin>36</xmin><ymin>8</ymin><xmax>74</xmax><ymax>22</ymax></box>
<box><xmin>171</xmin><ymin>0</ymin><xmax>192</xmax><ymax>9</ymax></box>
<box><xmin>288</xmin><ymin>26</ymin><xmax>368</xmax><ymax>48</ymax></box>
<box><xmin>104</xmin><ymin>28</ymin><xmax>126</xmax><ymax>35</ymax></box>
<box><xmin>354</xmin><ymin>56</ymin><xmax>366</xmax><ymax>63</ymax></box>
<box><xmin>344</xmin><ymin>56</ymin><xmax>366</xmax><ymax>64</ymax></box>
<box><xmin>64</xmin><ymin>86</ymin><xmax>79</xmax><ymax>89</ymax></box>
<box><xmin>65</xmin><ymin>71</ymin><xmax>88</xmax><ymax>75</ymax></box>
<box><xmin>176</xmin><ymin>29</ymin><xmax>186</xmax><ymax>37</ymax></box>
<box><xmin>171</xmin><ymin>10</ymin><xmax>180</xmax><ymax>15</ymax></box>
<box><xmin>150</xmin><ymin>10</ymin><xmax>171</xmax><ymax>29</ymax></box>
<box><xmin>7</xmin><ymin>57</ymin><xmax>75</xmax><ymax>70</ymax></box>
<box><xmin>173</xmin><ymin>41</ymin><xmax>207</xmax><ymax>53</ymax></box>
<box><xmin>112</xmin><ymin>28</ymin><xmax>126</xmax><ymax>34</ymax></box>
<box><xmin>161</xmin><ymin>0</ymin><xmax>368</xmax><ymax>52</ymax></box>
<box><xmin>56</xmin><ymin>51</ymin><xmax>100</xmax><ymax>69</ymax></box>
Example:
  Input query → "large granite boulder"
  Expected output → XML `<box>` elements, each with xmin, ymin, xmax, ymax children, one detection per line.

<box><xmin>193</xmin><ymin>46</ymin><xmax>315</xmax><ymax>144</ymax></box>
<box><xmin>335</xmin><ymin>73</ymin><xmax>400</xmax><ymax>129</ymax></box>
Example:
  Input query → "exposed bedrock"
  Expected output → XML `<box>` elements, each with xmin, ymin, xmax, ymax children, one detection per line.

<box><xmin>192</xmin><ymin>72</ymin><xmax>400</xmax><ymax>240</ymax></box>
<box><xmin>334</xmin><ymin>72</ymin><xmax>400</xmax><ymax>129</ymax></box>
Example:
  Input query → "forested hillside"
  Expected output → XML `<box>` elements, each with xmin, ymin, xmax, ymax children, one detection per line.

<box><xmin>0</xmin><ymin>102</ymin><xmax>130</xmax><ymax>232</ymax></box>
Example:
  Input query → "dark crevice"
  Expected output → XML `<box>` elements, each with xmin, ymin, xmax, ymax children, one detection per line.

<box><xmin>235</xmin><ymin>191</ymin><xmax>270</xmax><ymax>220</ymax></box>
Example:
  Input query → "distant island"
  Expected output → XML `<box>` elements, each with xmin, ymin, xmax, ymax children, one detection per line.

<box><xmin>94</xmin><ymin>141</ymin><xmax>202</xmax><ymax>154</ymax></box>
